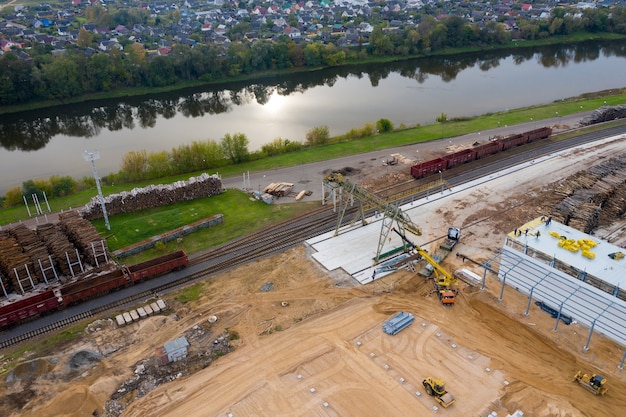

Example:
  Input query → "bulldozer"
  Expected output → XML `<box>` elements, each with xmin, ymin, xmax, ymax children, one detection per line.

<box><xmin>422</xmin><ymin>377</ymin><xmax>456</xmax><ymax>408</ymax></box>
<box><xmin>573</xmin><ymin>371</ymin><xmax>608</xmax><ymax>395</ymax></box>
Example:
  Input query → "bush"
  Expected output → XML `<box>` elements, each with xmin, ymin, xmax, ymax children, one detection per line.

<box><xmin>261</xmin><ymin>138</ymin><xmax>303</xmax><ymax>156</ymax></box>
<box><xmin>376</xmin><ymin>118</ymin><xmax>394</xmax><ymax>133</ymax></box>
<box><xmin>306</xmin><ymin>125</ymin><xmax>330</xmax><ymax>145</ymax></box>
<box><xmin>3</xmin><ymin>186</ymin><xmax>23</xmax><ymax>208</ymax></box>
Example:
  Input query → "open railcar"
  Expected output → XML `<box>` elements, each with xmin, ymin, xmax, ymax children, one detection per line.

<box><xmin>411</xmin><ymin>127</ymin><xmax>552</xmax><ymax>179</ymax></box>
<box><xmin>0</xmin><ymin>250</ymin><xmax>189</xmax><ymax>330</ymax></box>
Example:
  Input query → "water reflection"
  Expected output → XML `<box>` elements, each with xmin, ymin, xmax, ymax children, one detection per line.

<box><xmin>2</xmin><ymin>40</ymin><xmax>624</xmax><ymax>153</ymax></box>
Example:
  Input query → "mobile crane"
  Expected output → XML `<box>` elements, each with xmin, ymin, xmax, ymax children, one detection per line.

<box><xmin>391</xmin><ymin>227</ymin><xmax>458</xmax><ymax>305</ymax></box>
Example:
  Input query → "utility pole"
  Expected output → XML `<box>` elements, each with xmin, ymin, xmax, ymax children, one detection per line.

<box><xmin>84</xmin><ymin>150</ymin><xmax>111</xmax><ymax>231</ymax></box>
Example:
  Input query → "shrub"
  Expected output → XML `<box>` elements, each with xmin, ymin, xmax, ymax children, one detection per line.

<box><xmin>376</xmin><ymin>118</ymin><xmax>394</xmax><ymax>133</ymax></box>
<box><xmin>3</xmin><ymin>186</ymin><xmax>23</xmax><ymax>208</ymax></box>
<box><xmin>305</xmin><ymin>125</ymin><xmax>330</xmax><ymax>145</ymax></box>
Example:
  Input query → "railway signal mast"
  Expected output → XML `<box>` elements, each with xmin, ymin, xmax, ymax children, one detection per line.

<box><xmin>84</xmin><ymin>150</ymin><xmax>111</xmax><ymax>231</ymax></box>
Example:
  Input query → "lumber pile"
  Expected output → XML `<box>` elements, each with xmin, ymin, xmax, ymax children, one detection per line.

<box><xmin>37</xmin><ymin>223</ymin><xmax>81</xmax><ymax>277</ymax></box>
<box><xmin>59</xmin><ymin>211</ymin><xmax>108</xmax><ymax>267</ymax></box>
<box><xmin>7</xmin><ymin>224</ymin><xmax>48</xmax><ymax>283</ymax></box>
<box><xmin>551</xmin><ymin>153</ymin><xmax>626</xmax><ymax>233</ymax></box>
<box><xmin>264</xmin><ymin>182</ymin><xmax>294</xmax><ymax>197</ymax></box>
<box><xmin>80</xmin><ymin>173</ymin><xmax>223</xmax><ymax>220</ymax></box>
<box><xmin>0</xmin><ymin>231</ymin><xmax>36</xmax><ymax>294</ymax></box>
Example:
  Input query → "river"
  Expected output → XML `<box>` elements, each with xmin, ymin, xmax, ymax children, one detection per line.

<box><xmin>1</xmin><ymin>40</ymin><xmax>626</xmax><ymax>194</ymax></box>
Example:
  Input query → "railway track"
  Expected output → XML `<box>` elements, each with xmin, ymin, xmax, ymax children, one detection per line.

<box><xmin>2</xmin><ymin>123</ymin><xmax>625</xmax><ymax>350</ymax></box>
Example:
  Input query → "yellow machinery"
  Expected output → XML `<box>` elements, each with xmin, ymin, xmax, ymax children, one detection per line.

<box><xmin>573</xmin><ymin>371</ymin><xmax>608</xmax><ymax>395</ymax></box>
<box><xmin>392</xmin><ymin>227</ymin><xmax>458</xmax><ymax>305</ymax></box>
<box><xmin>422</xmin><ymin>377</ymin><xmax>456</xmax><ymax>408</ymax></box>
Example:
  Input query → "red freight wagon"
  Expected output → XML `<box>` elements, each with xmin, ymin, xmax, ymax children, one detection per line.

<box><xmin>525</xmin><ymin>127</ymin><xmax>552</xmax><ymax>142</ymax></box>
<box><xmin>0</xmin><ymin>290</ymin><xmax>60</xmax><ymax>329</ymax></box>
<box><xmin>498</xmin><ymin>133</ymin><xmax>527</xmax><ymax>150</ymax></box>
<box><xmin>60</xmin><ymin>269</ymin><xmax>128</xmax><ymax>305</ymax></box>
<box><xmin>473</xmin><ymin>141</ymin><xmax>503</xmax><ymax>158</ymax></box>
<box><xmin>127</xmin><ymin>250</ymin><xmax>188</xmax><ymax>282</ymax></box>
<box><xmin>442</xmin><ymin>149</ymin><xmax>477</xmax><ymax>169</ymax></box>
<box><xmin>411</xmin><ymin>158</ymin><xmax>448</xmax><ymax>179</ymax></box>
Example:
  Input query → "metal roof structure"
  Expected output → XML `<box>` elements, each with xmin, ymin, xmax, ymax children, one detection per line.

<box><xmin>499</xmin><ymin>246</ymin><xmax>626</xmax><ymax>348</ymax></box>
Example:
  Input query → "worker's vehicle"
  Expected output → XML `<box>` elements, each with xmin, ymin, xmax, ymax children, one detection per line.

<box><xmin>573</xmin><ymin>371</ymin><xmax>608</xmax><ymax>395</ymax></box>
<box><xmin>391</xmin><ymin>227</ymin><xmax>458</xmax><ymax>305</ymax></box>
<box><xmin>422</xmin><ymin>377</ymin><xmax>456</xmax><ymax>408</ymax></box>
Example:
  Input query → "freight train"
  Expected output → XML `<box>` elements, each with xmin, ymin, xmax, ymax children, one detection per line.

<box><xmin>0</xmin><ymin>250</ymin><xmax>189</xmax><ymax>330</ymax></box>
<box><xmin>411</xmin><ymin>127</ymin><xmax>553</xmax><ymax>179</ymax></box>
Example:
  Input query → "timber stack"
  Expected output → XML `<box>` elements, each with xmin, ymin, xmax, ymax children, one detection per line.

<box><xmin>551</xmin><ymin>153</ymin><xmax>626</xmax><ymax>233</ymax></box>
<box><xmin>37</xmin><ymin>223</ymin><xmax>79</xmax><ymax>277</ymax></box>
<box><xmin>80</xmin><ymin>173</ymin><xmax>223</xmax><ymax>220</ymax></box>
<box><xmin>0</xmin><ymin>231</ymin><xmax>37</xmax><ymax>293</ymax></box>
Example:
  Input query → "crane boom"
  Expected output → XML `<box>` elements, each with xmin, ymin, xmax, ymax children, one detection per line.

<box><xmin>391</xmin><ymin>227</ymin><xmax>458</xmax><ymax>305</ymax></box>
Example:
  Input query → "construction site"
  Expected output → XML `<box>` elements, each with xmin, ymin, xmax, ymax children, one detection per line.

<box><xmin>2</xmin><ymin>129</ymin><xmax>626</xmax><ymax>417</ymax></box>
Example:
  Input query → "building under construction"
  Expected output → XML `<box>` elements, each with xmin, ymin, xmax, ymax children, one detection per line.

<box><xmin>498</xmin><ymin>216</ymin><xmax>626</xmax><ymax>365</ymax></box>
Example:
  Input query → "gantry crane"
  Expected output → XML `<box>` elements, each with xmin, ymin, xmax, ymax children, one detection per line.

<box><xmin>323</xmin><ymin>172</ymin><xmax>422</xmax><ymax>262</ymax></box>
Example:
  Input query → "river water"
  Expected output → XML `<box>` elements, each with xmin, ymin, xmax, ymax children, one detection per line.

<box><xmin>1</xmin><ymin>41</ymin><xmax>625</xmax><ymax>194</ymax></box>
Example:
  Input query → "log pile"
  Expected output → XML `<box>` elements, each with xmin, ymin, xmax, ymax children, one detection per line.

<box><xmin>551</xmin><ymin>153</ymin><xmax>626</xmax><ymax>233</ymax></box>
<box><xmin>80</xmin><ymin>173</ymin><xmax>223</xmax><ymax>220</ymax></box>
<box><xmin>37</xmin><ymin>223</ymin><xmax>80</xmax><ymax>277</ymax></box>
<box><xmin>59</xmin><ymin>210</ymin><xmax>108</xmax><ymax>267</ymax></box>
<box><xmin>580</xmin><ymin>105</ymin><xmax>626</xmax><ymax>126</ymax></box>
<box><xmin>7</xmin><ymin>224</ymin><xmax>48</xmax><ymax>283</ymax></box>
<box><xmin>0</xmin><ymin>231</ymin><xmax>36</xmax><ymax>294</ymax></box>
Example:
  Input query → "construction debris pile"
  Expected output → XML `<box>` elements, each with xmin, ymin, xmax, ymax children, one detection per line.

<box><xmin>580</xmin><ymin>104</ymin><xmax>626</xmax><ymax>126</ymax></box>
<box><xmin>80</xmin><ymin>173</ymin><xmax>223</xmax><ymax>220</ymax></box>
<box><xmin>0</xmin><ymin>211</ymin><xmax>107</xmax><ymax>294</ymax></box>
<box><xmin>552</xmin><ymin>153</ymin><xmax>626</xmax><ymax>233</ymax></box>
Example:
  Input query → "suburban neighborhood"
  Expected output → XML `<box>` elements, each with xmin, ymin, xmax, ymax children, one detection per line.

<box><xmin>0</xmin><ymin>0</ymin><xmax>616</xmax><ymax>59</ymax></box>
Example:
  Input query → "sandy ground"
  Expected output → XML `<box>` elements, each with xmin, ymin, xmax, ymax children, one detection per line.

<box><xmin>3</xmin><ymin>133</ymin><xmax>626</xmax><ymax>417</ymax></box>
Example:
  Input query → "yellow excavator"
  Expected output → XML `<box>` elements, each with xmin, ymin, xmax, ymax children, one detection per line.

<box><xmin>391</xmin><ymin>227</ymin><xmax>458</xmax><ymax>305</ymax></box>
<box><xmin>423</xmin><ymin>377</ymin><xmax>456</xmax><ymax>407</ymax></box>
<box><xmin>573</xmin><ymin>371</ymin><xmax>608</xmax><ymax>395</ymax></box>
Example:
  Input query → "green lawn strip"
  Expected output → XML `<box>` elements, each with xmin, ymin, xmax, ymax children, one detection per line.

<box><xmin>92</xmin><ymin>190</ymin><xmax>319</xmax><ymax>262</ymax></box>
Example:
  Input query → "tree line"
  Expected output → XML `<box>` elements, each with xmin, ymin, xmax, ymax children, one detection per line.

<box><xmin>2</xmin><ymin>7</ymin><xmax>626</xmax><ymax>107</ymax></box>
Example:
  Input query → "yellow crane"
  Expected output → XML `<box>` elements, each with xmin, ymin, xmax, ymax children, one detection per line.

<box><xmin>392</xmin><ymin>227</ymin><xmax>458</xmax><ymax>305</ymax></box>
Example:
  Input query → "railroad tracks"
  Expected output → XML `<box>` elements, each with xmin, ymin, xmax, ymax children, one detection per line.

<box><xmin>2</xmin><ymin>124</ymin><xmax>625</xmax><ymax>350</ymax></box>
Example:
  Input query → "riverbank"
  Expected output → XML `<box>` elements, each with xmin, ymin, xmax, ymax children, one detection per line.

<box><xmin>1</xmin><ymin>33</ymin><xmax>624</xmax><ymax>116</ymax></box>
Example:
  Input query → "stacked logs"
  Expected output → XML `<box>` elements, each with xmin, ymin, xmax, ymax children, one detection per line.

<box><xmin>0</xmin><ymin>231</ymin><xmax>36</xmax><ymax>294</ymax></box>
<box><xmin>80</xmin><ymin>173</ymin><xmax>223</xmax><ymax>220</ymax></box>
<box><xmin>59</xmin><ymin>210</ymin><xmax>108</xmax><ymax>267</ymax></box>
<box><xmin>37</xmin><ymin>223</ymin><xmax>80</xmax><ymax>277</ymax></box>
<box><xmin>580</xmin><ymin>105</ymin><xmax>626</xmax><ymax>126</ymax></box>
<box><xmin>7</xmin><ymin>224</ymin><xmax>48</xmax><ymax>283</ymax></box>
<box><xmin>552</xmin><ymin>153</ymin><xmax>626</xmax><ymax>233</ymax></box>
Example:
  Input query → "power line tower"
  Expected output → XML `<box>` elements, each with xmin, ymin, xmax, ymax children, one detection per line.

<box><xmin>323</xmin><ymin>172</ymin><xmax>422</xmax><ymax>263</ymax></box>
<box><xmin>84</xmin><ymin>150</ymin><xmax>111</xmax><ymax>231</ymax></box>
